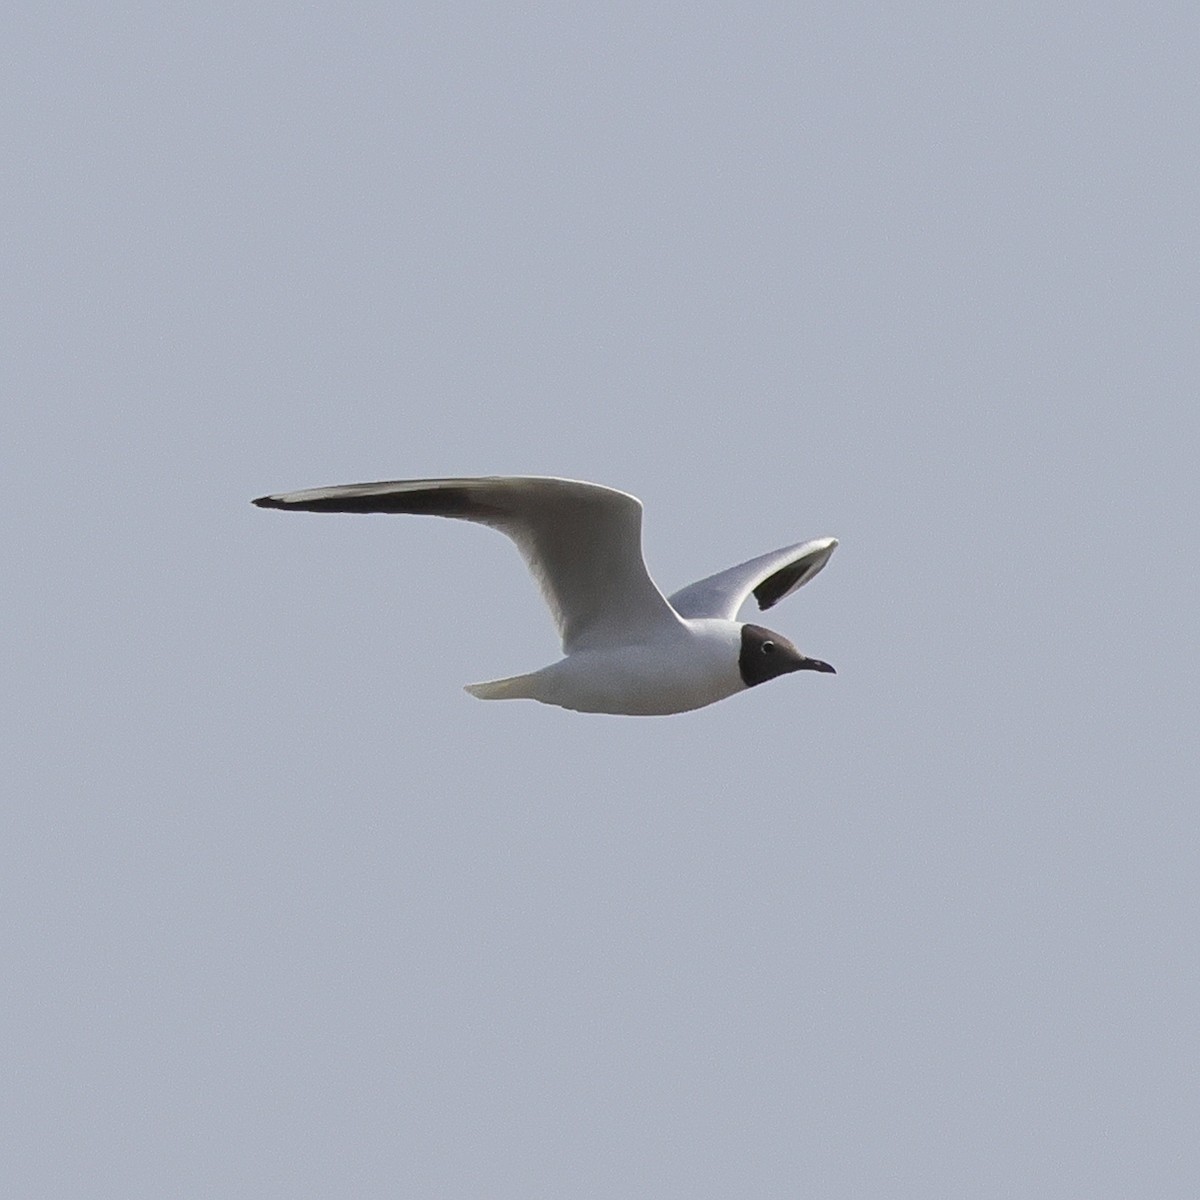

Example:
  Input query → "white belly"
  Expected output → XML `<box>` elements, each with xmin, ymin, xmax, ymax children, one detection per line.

<box><xmin>522</xmin><ymin>622</ymin><xmax>745</xmax><ymax>715</ymax></box>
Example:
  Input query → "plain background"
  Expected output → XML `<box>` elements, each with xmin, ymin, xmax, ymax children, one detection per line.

<box><xmin>5</xmin><ymin>3</ymin><xmax>1198</xmax><ymax>1197</ymax></box>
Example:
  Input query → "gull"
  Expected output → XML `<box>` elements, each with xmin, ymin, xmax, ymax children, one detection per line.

<box><xmin>253</xmin><ymin>476</ymin><xmax>837</xmax><ymax>716</ymax></box>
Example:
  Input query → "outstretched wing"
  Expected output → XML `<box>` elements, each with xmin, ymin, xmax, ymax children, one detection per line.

<box><xmin>667</xmin><ymin>537</ymin><xmax>838</xmax><ymax>621</ymax></box>
<box><xmin>253</xmin><ymin>476</ymin><xmax>684</xmax><ymax>653</ymax></box>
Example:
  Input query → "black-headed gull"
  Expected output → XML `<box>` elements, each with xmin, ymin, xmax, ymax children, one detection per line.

<box><xmin>254</xmin><ymin>477</ymin><xmax>837</xmax><ymax>715</ymax></box>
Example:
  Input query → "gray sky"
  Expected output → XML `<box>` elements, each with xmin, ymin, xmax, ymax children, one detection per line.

<box><xmin>6</xmin><ymin>3</ymin><xmax>1198</xmax><ymax>1196</ymax></box>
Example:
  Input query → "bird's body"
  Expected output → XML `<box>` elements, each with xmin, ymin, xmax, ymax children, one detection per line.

<box><xmin>466</xmin><ymin>619</ymin><xmax>744</xmax><ymax>716</ymax></box>
<box><xmin>254</xmin><ymin>476</ymin><xmax>837</xmax><ymax>716</ymax></box>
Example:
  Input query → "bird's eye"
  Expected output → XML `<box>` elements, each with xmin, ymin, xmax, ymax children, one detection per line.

<box><xmin>761</xmin><ymin>640</ymin><xmax>776</xmax><ymax>654</ymax></box>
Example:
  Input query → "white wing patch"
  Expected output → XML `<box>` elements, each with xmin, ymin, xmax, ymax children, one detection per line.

<box><xmin>254</xmin><ymin>476</ymin><xmax>685</xmax><ymax>653</ymax></box>
<box><xmin>668</xmin><ymin>537</ymin><xmax>838</xmax><ymax>621</ymax></box>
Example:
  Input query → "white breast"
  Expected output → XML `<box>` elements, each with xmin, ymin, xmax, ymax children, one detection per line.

<box><xmin>522</xmin><ymin>620</ymin><xmax>746</xmax><ymax>715</ymax></box>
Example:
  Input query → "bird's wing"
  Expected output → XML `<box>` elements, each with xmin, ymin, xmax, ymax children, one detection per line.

<box><xmin>667</xmin><ymin>537</ymin><xmax>838</xmax><ymax>620</ymax></box>
<box><xmin>253</xmin><ymin>476</ymin><xmax>685</xmax><ymax>653</ymax></box>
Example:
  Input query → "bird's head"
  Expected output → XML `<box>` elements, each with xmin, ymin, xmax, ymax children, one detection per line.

<box><xmin>738</xmin><ymin>623</ymin><xmax>835</xmax><ymax>688</ymax></box>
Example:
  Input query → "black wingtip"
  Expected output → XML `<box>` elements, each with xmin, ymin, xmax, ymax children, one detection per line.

<box><xmin>252</xmin><ymin>495</ymin><xmax>284</xmax><ymax>508</ymax></box>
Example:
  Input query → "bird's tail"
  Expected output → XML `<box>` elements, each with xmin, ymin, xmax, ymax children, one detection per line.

<box><xmin>463</xmin><ymin>672</ymin><xmax>538</xmax><ymax>701</ymax></box>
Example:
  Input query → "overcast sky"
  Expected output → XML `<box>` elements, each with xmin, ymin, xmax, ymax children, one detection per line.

<box><xmin>6</xmin><ymin>3</ymin><xmax>1198</xmax><ymax>1197</ymax></box>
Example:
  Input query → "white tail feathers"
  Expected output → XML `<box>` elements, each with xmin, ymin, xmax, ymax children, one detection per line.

<box><xmin>464</xmin><ymin>673</ymin><xmax>537</xmax><ymax>701</ymax></box>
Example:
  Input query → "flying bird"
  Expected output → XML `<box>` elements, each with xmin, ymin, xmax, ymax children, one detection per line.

<box><xmin>253</xmin><ymin>476</ymin><xmax>837</xmax><ymax>715</ymax></box>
